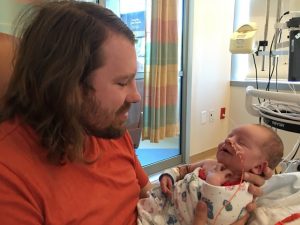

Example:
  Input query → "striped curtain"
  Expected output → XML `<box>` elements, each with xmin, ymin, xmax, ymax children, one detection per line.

<box><xmin>142</xmin><ymin>0</ymin><xmax>179</xmax><ymax>142</ymax></box>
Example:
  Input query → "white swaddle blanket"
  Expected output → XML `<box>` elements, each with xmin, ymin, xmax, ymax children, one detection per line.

<box><xmin>248</xmin><ymin>172</ymin><xmax>300</xmax><ymax>225</ymax></box>
<box><xmin>138</xmin><ymin>168</ymin><xmax>252</xmax><ymax>225</ymax></box>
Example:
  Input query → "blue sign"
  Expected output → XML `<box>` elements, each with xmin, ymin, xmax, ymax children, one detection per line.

<box><xmin>121</xmin><ymin>11</ymin><xmax>145</xmax><ymax>33</ymax></box>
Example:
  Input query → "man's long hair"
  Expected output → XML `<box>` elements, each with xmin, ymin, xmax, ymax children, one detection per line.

<box><xmin>0</xmin><ymin>1</ymin><xmax>135</xmax><ymax>163</ymax></box>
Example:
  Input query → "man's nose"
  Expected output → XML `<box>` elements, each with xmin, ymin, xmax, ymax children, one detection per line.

<box><xmin>127</xmin><ymin>83</ymin><xmax>141</xmax><ymax>104</ymax></box>
<box><xmin>131</xmin><ymin>90</ymin><xmax>141</xmax><ymax>103</ymax></box>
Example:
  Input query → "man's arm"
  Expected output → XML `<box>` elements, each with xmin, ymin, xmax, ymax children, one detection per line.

<box><xmin>139</xmin><ymin>181</ymin><xmax>152</xmax><ymax>199</ymax></box>
<box><xmin>0</xmin><ymin>164</ymin><xmax>42</xmax><ymax>224</ymax></box>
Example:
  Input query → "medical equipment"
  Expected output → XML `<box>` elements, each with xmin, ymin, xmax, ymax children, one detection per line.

<box><xmin>281</xmin><ymin>159</ymin><xmax>300</xmax><ymax>172</ymax></box>
<box><xmin>260</xmin><ymin>13</ymin><xmax>300</xmax><ymax>81</ymax></box>
<box><xmin>245</xmin><ymin>86</ymin><xmax>300</xmax><ymax>133</ymax></box>
<box><xmin>229</xmin><ymin>23</ymin><xmax>258</xmax><ymax>54</ymax></box>
<box><xmin>287</xmin><ymin>17</ymin><xmax>300</xmax><ymax>81</ymax></box>
<box><xmin>231</xmin><ymin>1</ymin><xmax>300</xmax><ymax>81</ymax></box>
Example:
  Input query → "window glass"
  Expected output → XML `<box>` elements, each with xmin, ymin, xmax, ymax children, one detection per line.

<box><xmin>106</xmin><ymin>0</ymin><xmax>183</xmax><ymax>74</ymax></box>
<box><xmin>106</xmin><ymin>0</ymin><xmax>146</xmax><ymax>73</ymax></box>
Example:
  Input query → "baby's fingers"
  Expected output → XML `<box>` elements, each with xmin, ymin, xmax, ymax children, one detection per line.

<box><xmin>160</xmin><ymin>178</ymin><xmax>173</xmax><ymax>198</ymax></box>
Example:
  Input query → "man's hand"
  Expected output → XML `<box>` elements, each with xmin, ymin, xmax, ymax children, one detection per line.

<box><xmin>244</xmin><ymin>166</ymin><xmax>273</xmax><ymax>197</ymax></box>
<box><xmin>140</xmin><ymin>181</ymin><xmax>152</xmax><ymax>199</ymax></box>
<box><xmin>193</xmin><ymin>201</ymin><xmax>208</xmax><ymax>225</ymax></box>
<box><xmin>240</xmin><ymin>166</ymin><xmax>273</xmax><ymax>217</ymax></box>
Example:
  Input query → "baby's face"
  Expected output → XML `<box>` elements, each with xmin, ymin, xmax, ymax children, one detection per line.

<box><xmin>216</xmin><ymin>125</ymin><xmax>268</xmax><ymax>174</ymax></box>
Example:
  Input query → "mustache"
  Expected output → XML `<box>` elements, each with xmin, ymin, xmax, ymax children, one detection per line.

<box><xmin>116</xmin><ymin>101</ymin><xmax>131</xmax><ymax>114</ymax></box>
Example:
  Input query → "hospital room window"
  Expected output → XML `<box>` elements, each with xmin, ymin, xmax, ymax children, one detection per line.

<box><xmin>232</xmin><ymin>0</ymin><xmax>300</xmax><ymax>82</ymax></box>
<box><xmin>105</xmin><ymin>0</ymin><xmax>183</xmax><ymax>74</ymax></box>
<box><xmin>104</xmin><ymin>0</ymin><xmax>184</xmax><ymax>174</ymax></box>
<box><xmin>105</xmin><ymin>0</ymin><xmax>146</xmax><ymax>73</ymax></box>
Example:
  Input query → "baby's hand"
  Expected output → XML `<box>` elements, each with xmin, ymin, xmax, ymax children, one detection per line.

<box><xmin>159</xmin><ymin>175</ymin><xmax>173</xmax><ymax>198</ymax></box>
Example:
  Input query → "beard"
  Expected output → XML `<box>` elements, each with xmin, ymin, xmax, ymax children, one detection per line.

<box><xmin>80</xmin><ymin>93</ymin><xmax>130</xmax><ymax>139</ymax></box>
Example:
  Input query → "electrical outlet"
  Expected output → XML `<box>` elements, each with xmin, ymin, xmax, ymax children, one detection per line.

<box><xmin>201</xmin><ymin>111</ymin><xmax>207</xmax><ymax>124</ymax></box>
<box><xmin>209</xmin><ymin>110</ymin><xmax>215</xmax><ymax>123</ymax></box>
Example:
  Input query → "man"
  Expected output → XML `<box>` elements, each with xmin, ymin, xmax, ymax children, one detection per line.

<box><xmin>0</xmin><ymin>1</ymin><xmax>152</xmax><ymax>224</ymax></box>
<box><xmin>0</xmin><ymin>1</ymin><xmax>270</xmax><ymax>225</ymax></box>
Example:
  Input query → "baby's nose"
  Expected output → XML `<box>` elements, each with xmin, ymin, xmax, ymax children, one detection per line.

<box><xmin>225</xmin><ymin>138</ymin><xmax>233</xmax><ymax>145</ymax></box>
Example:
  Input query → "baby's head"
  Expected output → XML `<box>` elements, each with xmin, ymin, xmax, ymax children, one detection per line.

<box><xmin>216</xmin><ymin>124</ymin><xmax>283</xmax><ymax>175</ymax></box>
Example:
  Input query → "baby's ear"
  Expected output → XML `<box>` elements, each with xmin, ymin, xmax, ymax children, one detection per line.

<box><xmin>251</xmin><ymin>161</ymin><xmax>268</xmax><ymax>175</ymax></box>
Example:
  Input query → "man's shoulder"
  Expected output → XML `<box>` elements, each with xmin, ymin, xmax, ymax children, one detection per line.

<box><xmin>0</xmin><ymin>119</ymin><xmax>21</xmax><ymax>142</ymax></box>
<box><xmin>0</xmin><ymin>119</ymin><xmax>31</xmax><ymax>145</ymax></box>
<box><xmin>0</xmin><ymin>119</ymin><xmax>38</xmax><ymax>164</ymax></box>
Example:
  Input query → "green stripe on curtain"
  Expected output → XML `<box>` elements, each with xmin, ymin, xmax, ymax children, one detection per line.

<box><xmin>145</xmin><ymin>42</ymin><xmax>178</xmax><ymax>65</ymax></box>
<box><xmin>143</xmin><ymin>105</ymin><xmax>178</xmax><ymax>126</ymax></box>
<box><xmin>142</xmin><ymin>0</ymin><xmax>179</xmax><ymax>143</ymax></box>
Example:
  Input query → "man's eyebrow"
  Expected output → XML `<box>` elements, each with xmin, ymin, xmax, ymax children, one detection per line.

<box><xmin>115</xmin><ymin>73</ymin><xmax>136</xmax><ymax>79</ymax></box>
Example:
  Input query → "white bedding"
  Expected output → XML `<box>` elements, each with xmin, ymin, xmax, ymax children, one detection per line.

<box><xmin>248</xmin><ymin>172</ymin><xmax>300</xmax><ymax>225</ymax></box>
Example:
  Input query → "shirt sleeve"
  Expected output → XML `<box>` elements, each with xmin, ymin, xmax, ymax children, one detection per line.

<box><xmin>0</xmin><ymin>163</ymin><xmax>43</xmax><ymax>225</ymax></box>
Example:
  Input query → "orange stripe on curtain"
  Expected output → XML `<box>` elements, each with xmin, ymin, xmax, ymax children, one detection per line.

<box><xmin>145</xmin><ymin>85</ymin><xmax>178</xmax><ymax>108</ymax></box>
<box><xmin>142</xmin><ymin>0</ymin><xmax>179</xmax><ymax>143</ymax></box>
<box><xmin>150</xmin><ymin>20</ymin><xmax>178</xmax><ymax>43</ymax></box>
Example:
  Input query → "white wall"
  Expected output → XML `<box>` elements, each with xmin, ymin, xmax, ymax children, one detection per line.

<box><xmin>186</xmin><ymin>0</ymin><xmax>235</xmax><ymax>156</ymax></box>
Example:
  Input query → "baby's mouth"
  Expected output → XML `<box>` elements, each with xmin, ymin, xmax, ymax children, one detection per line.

<box><xmin>221</xmin><ymin>146</ymin><xmax>234</xmax><ymax>155</ymax></box>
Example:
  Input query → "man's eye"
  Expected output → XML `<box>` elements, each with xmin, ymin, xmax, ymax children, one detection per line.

<box><xmin>118</xmin><ymin>82</ymin><xmax>128</xmax><ymax>87</ymax></box>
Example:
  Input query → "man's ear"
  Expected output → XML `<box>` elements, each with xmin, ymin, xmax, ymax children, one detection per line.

<box><xmin>251</xmin><ymin>161</ymin><xmax>268</xmax><ymax>175</ymax></box>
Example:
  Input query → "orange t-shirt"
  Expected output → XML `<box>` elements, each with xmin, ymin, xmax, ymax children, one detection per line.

<box><xmin>0</xmin><ymin>119</ymin><xmax>149</xmax><ymax>225</ymax></box>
